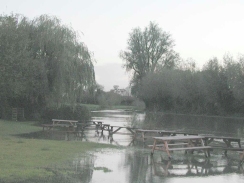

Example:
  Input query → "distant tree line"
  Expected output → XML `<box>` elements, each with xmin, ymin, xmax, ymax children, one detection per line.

<box><xmin>0</xmin><ymin>14</ymin><xmax>96</xmax><ymax>119</ymax></box>
<box><xmin>139</xmin><ymin>56</ymin><xmax>244</xmax><ymax>115</ymax></box>
<box><xmin>121</xmin><ymin>22</ymin><xmax>244</xmax><ymax>115</ymax></box>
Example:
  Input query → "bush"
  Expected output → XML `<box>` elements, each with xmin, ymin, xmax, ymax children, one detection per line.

<box><xmin>132</xmin><ymin>99</ymin><xmax>146</xmax><ymax>110</ymax></box>
<box><xmin>97</xmin><ymin>92</ymin><xmax>122</xmax><ymax>108</ymax></box>
<box><xmin>41</xmin><ymin>105</ymin><xmax>91</xmax><ymax>123</ymax></box>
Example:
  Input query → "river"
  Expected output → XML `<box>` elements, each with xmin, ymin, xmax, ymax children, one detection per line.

<box><xmin>71</xmin><ymin>109</ymin><xmax>244</xmax><ymax>183</ymax></box>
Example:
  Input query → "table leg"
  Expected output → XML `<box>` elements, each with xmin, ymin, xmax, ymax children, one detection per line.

<box><xmin>132</xmin><ymin>131</ymin><xmax>137</xmax><ymax>142</ymax></box>
<box><xmin>200</xmin><ymin>139</ymin><xmax>210</xmax><ymax>158</ymax></box>
<box><xmin>164</xmin><ymin>141</ymin><xmax>171</xmax><ymax>159</ymax></box>
<box><xmin>240</xmin><ymin>150</ymin><xmax>244</xmax><ymax>162</ymax></box>
<box><xmin>151</xmin><ymin>139</ymin><xmax>157</xmax><ymax>155</ymax></box>
<box><xmin>223</xmin><ymin>139</ymin><xmax>233</xmax><ymax>156</ymax></box>
<box><xmin>238</xmin><ymin>140</ymin><xmax>241</xmax><ymax>148</ymax></box>
<box><xmin>142</xmin><ymin>132</ymin><xmax>145</xmax><ymax>143</ymax></box>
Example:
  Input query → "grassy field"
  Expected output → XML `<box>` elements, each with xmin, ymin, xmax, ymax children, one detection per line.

<box><xmin>0</xmin><ymin>120</ymin><xmax>115</xmax><ymax>183</ymax></box>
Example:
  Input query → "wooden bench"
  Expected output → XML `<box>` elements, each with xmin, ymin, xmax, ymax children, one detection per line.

<box><xmin>221</xmin><ymin>147</ymin><xmax>244</xmax><ymax>162</ymax></box>
<box><xmin>109</xmin><ymin>126</ymin><xmax>137</xmax><ymax>135</ymax></box>
<box><xmin>202</xmin><ymin>135</ymin><xmax>242</xmax><ymax>156</ymax></box>
<box><xmin>148</xmin><ymin>142</ymin><xmax>189</xmax><ymax>147</ymax></box>
<box><xmin>42</xmin><ymin>119</ymin><xmax>78</xmax><ymax>131</ymax></box>
<box><xmin>150</xmin><ymin>136</ymin><xmax>211</xmax><ymax>159</ymax></box>
<box><xmin>52</xmin><ymin>119</ymin><xmax>78</xmax><ymax>126</ymax></box>
<box><xmin>100</xmin><ymin>124</ymin><xmax>111</xmax><ymax>134</ymax></box>
<box><xmin>133</xmin><ymin>129</ymin><xmax>198</xmax><ymax>143</ymax></box>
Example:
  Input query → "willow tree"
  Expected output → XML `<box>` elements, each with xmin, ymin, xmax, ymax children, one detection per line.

<box><xmin>0</xmin><ymin>14</ymin><xmax>96</xmax><ymax>118</ymax></box>
<box><xmin>0</xmin><ymin>14</ymin><xmax>36</xmax><ymax>118</ymax></box>
<box><xmin>31</xmin><ymin>15</ymin><xmax>96</xmax><ymax>107</ymax></box>
<box><xmin>120</xmin><ymin>22</ymin><xmax>179</xmax><ymax>94</ymax></box>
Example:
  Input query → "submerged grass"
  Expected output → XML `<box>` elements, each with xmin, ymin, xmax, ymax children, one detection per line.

<box><xmin>0</xmin><ymin>120</ymin><xmax>115</xmax><ymax>183</ymax></box>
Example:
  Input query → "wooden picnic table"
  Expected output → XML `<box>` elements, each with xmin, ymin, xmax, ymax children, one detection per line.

<box><xmin>134</xmin><ymin>129</ymin><xmax>198</xmax><ymax>143</ymax></box>
<box><xmin>150</xmin><ymin>135</ymin><xmax>211</xmax><ymax>159</ymax></box>
<box><xmin>52</xmin><ymin>119</ymin><xmax>78</xmax><ymax>126</ymax></box>
<box><xmin>100</xmin><ymin>124</ymin><xmax>111</xmax><ymax>135</ymax></box>
<box><xmin>42</xmin><ymin>119</ymin><xmax>78</xmax><ymax>132</ymax></box>
<box><xmin>202</xmin><ymin>135</ymin><xmax>242</xmax><ymax>156</ymax></box>
<box><xmin>202</xmin><ymin>135</ymin><xmax>244</xmax><ymax>161</ymax></box>
<box><xmin>77</xmin><ymin>121</ymin><xmax>103</xmax><ymax>130</ymax></box>
<box><xmin>202</xmin><ymin>135</ymin><xmax>241</xmax><ymax>148</ymax></box>
<box><xmin>109</xmin><ymin>126</ymin><xmax>137</xmax><ymax>135</ymax></box>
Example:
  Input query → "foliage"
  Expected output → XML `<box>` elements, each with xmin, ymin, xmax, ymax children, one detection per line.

<box><xmin>138</xmin><ymin>55</ymin><xmax>244</xmax><ymax>115</ymax></box>
<box><xmin>120</xmin><ymin>22</ymin><xmax>179</xmax><ymax>95</ymax></box>
<box><xmin>41</xmin><ymin>105</ymin><xmax>91</xmax><ymax>123</ymax></box>
<box><xmin>97</xmin><ymin>91</ymin><xmax>123</xmax><ymax>108</ymax></box>
<box><xmin>0</xmin><ymin>14</ymin><xmax>96</xmax><ymax>119</ymax></box>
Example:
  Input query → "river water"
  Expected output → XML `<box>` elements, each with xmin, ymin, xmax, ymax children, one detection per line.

<box><xmin>71</xmin><ymin>109</ymin><xmax>244</xmax><ymax>183</ymax></box>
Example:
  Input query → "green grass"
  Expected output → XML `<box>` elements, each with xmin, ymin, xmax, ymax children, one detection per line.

<box><xmin>0</xmin><ymin>120</ymin><xmax>115</xmax><ymax>182</ymax></box>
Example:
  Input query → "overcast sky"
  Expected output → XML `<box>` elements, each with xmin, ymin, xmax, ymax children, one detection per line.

<box><xmin>1</xmin><ymin>0</ymin><xmax>244</xmax><ymax>91</ymax></box>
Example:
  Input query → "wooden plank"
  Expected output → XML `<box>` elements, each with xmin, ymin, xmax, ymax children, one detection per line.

<box><xmin>111</xmin><ymin>132</ymin><xmax>134</xmax><ymax>135</ymax></box>
<box><xmin>52</xmin><ymin>119</ymin><xmax>78</xmax><ymax>123</ymax></box>
<box><xmin>211</xmin><ymin>146</ymin><xmax>244</xmax><ymax>151</ymax></box>
<box><xmin>168</xmin><ymin>146</ymin><xmax>211</xmax><ymax>151</ymax></box>
<box><xmin>203</xmin><ymin>135</ymin><xmax>240</xmax><ymax>141</ymax></box>
<box><xmin>153</xmin><ymin>135</ymin><xmax>204</xmax><ymax>141</ymax></box>
<box><xmin>148</xmin><ymin>143</ymin><xmax>188</xmax><ymax>147</ymax></box>
<box><xmin>136</xmin><ymin>129</ymin><xmax>175</xmax><ymax>133</ymax></box>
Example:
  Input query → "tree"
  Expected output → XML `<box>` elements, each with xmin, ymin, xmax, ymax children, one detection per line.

<box><xmin>223</xmin><ymin>55</ymin><xmax>244</xmax><ymax>113</ymax></box>
<box><xmin>0</xmin><ymin>14</ymin><xmax>96</xmax><ymax>119</ymax></box>
<box><xmin>120</xmin><ymin>22</ymin><xmax>179</xmax><ymax>94</ymax></box>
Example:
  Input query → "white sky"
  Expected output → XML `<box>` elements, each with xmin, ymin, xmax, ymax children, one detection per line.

<box><xmin>1</xmin><ymin>0</ymin><xmax>244</xmax><ymax>91</ymax></box>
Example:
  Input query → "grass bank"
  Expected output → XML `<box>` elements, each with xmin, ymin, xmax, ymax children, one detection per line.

<box><xmin>0</xmin><ymin>120</ymin><xmax>115</xmax><ymax>183</ymax></box>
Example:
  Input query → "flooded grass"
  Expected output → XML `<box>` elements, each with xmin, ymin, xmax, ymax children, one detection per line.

<box><xmin>1</xmin><ymin>109</ymin><xmax>244</xmax><ymax>183</ymax></box>
<box><xmin>0</xmin><ymin>120</ymin><xmax>116</xmax><ymax>183</ymax></box>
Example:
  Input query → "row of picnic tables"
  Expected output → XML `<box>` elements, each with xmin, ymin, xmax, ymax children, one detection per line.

<box><xmin>42</xmin><ymin>119</ymin><xmax>140</xmax><ymax>135</ymax></box>
<box><xmin>42</xmin><ymin>119</ymin><xmax>244</xmax><ymax>162</ymax></box>
<box><xmin>134</xmin><ymin>129</ymin><xmax>244</xmax><ymax>161</ymax></box>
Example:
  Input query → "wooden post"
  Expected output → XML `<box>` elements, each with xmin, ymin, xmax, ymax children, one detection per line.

<box><xmin>12</xmin><ymin>108</ymin><xmax>18</xmax><ymax>121</ymax></box>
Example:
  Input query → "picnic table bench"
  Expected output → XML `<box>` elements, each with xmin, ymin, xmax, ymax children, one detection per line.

<box><xmin>42</xmin><ymin>119</ymin><xmax>78</xmax><ymax>131</ymax></box>
<box><xmin>52</xmin><ymin>119</ymin><xmax>78</xmax><ymax>126</ymax></box>
<box><xmin>150</xmin><ymin>135</ymin><xmax>211</xmax><ymax>159</ymax></box>
<box><xmin>76</xmin><ymin>121</ymin><xmax>103</xmax><ymax>131</ymax></box>
<box><xmin>100</xmin><ymin>124</ymin><xmax>111</xmax><ymax>135</ymax></box>
<box><xmin>134</xmin><ymin>129</ymin><xmax>198</xmax><ymax>143</ymax></box>
<box><xmin>109</xmin><ymin>126</ymin><xmax>137</xmax><ymax>135</ymax></box>
<box><xmin>201</xmin><ymin>135</ymin><xmax>244</xmax><ymax>161</ymax></box>
<box><xmin>202</xmin><ymin>135</ymin><xmax>241</xmax><ymax>148</ymax></box>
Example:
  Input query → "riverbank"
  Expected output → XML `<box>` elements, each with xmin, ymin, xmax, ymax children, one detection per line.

<box><xmin>80</xmin><ymin>103</ymin><xmax>144</xmax><ymax>111</ymax></box>
<box><xmin>0</xmin><ymin>120</ymin><xmax>116</xmax><ymax>183</ymax></box>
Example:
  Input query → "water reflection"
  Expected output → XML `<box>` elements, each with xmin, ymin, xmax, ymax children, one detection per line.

<box><xmin>150</xmin><ymin>156</ymin><xmax>244</xmax><ymax>177</ymax></box>
<box><xmin>35</xmin><ymin>110</ymin><xmax>244</xmax><ymax>182</ymax></box>
<box><xmin>71</xmin><ymin>154</ymin><xmax>95</xmax><ymax>183</ymax></box>
<box><xmin>85</xmin><ymin>110</ymin><xmax>244</xmax><ymax>183</ymax></box>
<box><xmin>142</xmin><ymin>112</ymin><xmax>244</xmax><ymax>138</ymax></box>
<box><xmin>71</xmin><ymin>149</ymin><xmax>243</xmax><ymax>183</ymax></box>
